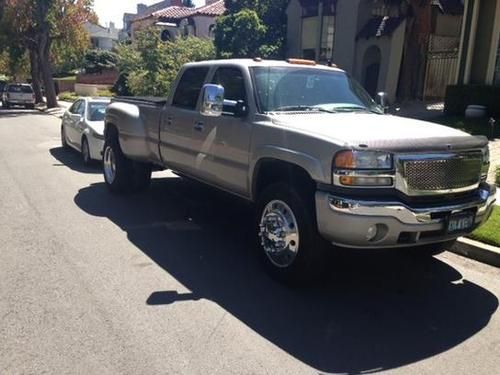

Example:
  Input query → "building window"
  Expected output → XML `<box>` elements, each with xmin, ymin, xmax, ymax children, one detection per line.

<box><xmin>320</xmin><ymin>15</ymin><xmax>335</xmax><ymax>61</ymax></box>
<box><xmin>302</xmin><ymin>0</ymin><xmax>319</xmax><ymax>17</ymax></box>
<box><xmin>161</xmin><ymin>29</ymin><xmax>172</xmax><ymax>42</ymax></box>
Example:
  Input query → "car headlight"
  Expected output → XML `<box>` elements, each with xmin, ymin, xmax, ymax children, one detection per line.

<box><xmin>333</xmin><ymin>150</ymin><xmax>394</xmax><ymax>187</ymax></box>
<box><xmin>334</xmin><ymin>150</ymin><xmax>393</xmax><ymax>170</ymax></box>
<box><xmin>481</xmin><ymin>146</ymin><xmax>490</xmax><ymax>181</ymax></box>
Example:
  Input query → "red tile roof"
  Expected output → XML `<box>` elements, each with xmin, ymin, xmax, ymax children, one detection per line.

<box><xmin>150</xmin><ymin>0</ymin><xmax>225</xmax><ymax>21</ymax></box>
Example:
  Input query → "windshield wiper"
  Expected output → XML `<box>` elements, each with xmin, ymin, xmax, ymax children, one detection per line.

<box><xmin>273</xmin><ymin>105</ymin><xmax>336</xmax><ymax>114</ymax></box>
<box><xmin>333</xmin><ymin>105</ymin><xmax>381</xmax><ymax>114</ymax></box>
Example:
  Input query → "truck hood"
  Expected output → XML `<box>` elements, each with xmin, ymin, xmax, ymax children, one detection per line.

<box><xmin>270</xmin><ymin>113</ymin><xmax>487</xmax><ymax>152</ymax></box>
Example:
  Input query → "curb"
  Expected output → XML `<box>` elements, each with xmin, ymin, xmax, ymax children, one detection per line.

<box><xmin>35</xmin><ymin>105</ymin><xmax>65</xmax><ymax>119</ymax></box>
<box><xmin>450</xmin><ymin>237</ymin><xmax>500</xmax><ymax>268</ymax></box>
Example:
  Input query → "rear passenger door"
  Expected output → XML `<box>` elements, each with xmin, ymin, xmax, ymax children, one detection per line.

<box><xmin>160</xmin><ymin>67</ymin><xmax>209</xmax><ymax>176</ymax></box>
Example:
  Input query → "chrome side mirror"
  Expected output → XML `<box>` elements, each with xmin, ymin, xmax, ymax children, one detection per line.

<box><xmin>200</xmin><ymin>84</ymin><xmax>224</xmax><ymax>117</ymax></box>
<box><xmin>376</xmin><ymin>92</ymin><xmax>389</xmax><ymax>114</ymax></box>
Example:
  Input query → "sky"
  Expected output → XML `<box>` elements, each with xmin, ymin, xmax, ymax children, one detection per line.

<box><xmin>94</xmin><ymin>0</ymin><xmax>205</xmax><ymax>29</ymax></box>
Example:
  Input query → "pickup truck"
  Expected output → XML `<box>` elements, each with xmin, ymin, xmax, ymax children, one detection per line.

<box><xmin>103</xmin><ymin>58</ymin><xmax>496</xmax><ymax>284</ymax></box>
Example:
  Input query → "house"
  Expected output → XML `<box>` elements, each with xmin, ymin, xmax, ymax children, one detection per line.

<box><xmin>131</xmin><ymin>0</ymin><xmax>225</xmax><ymax>40</ymax></box>
<box><xmin>122</xmin><ymin>0</ymin><xmax>183</xmax><ymax>40</ymax></box>
<box><xmin>286</xmin><ymin>0</ymin><xmax>464</xmax><ymax>102</ymax></box>
<box><xmin>456</xmin><ymin>0</ymin><xmax>500</xmax><ymax>86</ymax></box>
<box><xmin>84</xmin><ymin>22</ymin><xmax>120</xmax><ymax>50</ymax></box>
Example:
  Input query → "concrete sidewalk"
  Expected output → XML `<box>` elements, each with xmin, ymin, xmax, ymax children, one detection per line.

<box><xmin>36</xmin><ymin>100</ymin><xmax>72</xmax><ymax>119</ymax></box>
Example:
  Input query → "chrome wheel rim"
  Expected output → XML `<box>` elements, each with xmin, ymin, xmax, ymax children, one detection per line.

<box><xmin>103</xmin><ymin>145</ymin><xmax>116</xmax><ymax>184</ymax></box>
<box><xmin>259</xmin><ymin>200</ymin><xmax>300</xmax><ymax>268</ymax></box>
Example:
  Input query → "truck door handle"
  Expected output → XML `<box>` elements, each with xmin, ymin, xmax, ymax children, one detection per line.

<box><xmin>194</xmin><ymin>122</ymin><xmax>204</xmax><ymax>132</ymax></box>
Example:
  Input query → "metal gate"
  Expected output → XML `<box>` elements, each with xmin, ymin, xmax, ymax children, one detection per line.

<box><xmin>423</xmin><ymin>36</ymin><xmax>460</xmax><ymax>100</ymax></box>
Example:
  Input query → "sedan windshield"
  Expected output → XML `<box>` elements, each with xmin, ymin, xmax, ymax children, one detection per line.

<box><xmin>251</xmin><ymin>67</ymin><xmax>383</xmax><ymax>114</ymax></box>
<box><xmin>87</xmin><ymin>102</ymin><xmax>108</xmax><ymax>121</ymax></box>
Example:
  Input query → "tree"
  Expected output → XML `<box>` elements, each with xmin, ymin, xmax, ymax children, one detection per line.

<box><xmin>115</xmin><ymin>29</ymin><xmax>216</xmax><ymax>97</ymax></box>
<box><xmin>214</xmin><ymin>0</ymin><xmax>288</xmax><ymax>59</ymax></box>
<box><xmin>2</xmin><ymin>0</ymin><xmax>95</xmax><ymax>107</ymax></box>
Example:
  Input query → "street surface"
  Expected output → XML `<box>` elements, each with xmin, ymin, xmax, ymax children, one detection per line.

<box><xmin>1</xmin><ymin>108</ymin><xmax>499</xmax><ymax>375</ymax></box>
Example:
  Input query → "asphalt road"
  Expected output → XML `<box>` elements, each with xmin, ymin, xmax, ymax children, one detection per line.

<box><xmin>1</xmin><ymin>108</ymin><xmax>499</xmax><ymax>375</ymax></box>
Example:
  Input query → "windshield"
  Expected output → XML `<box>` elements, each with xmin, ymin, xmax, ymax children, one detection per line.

<box><xmin>251</xmin><ymin>67</ymin><xmax>383</xmax><ymax>114</ymax></box>
<box><xmin>8</xmin><ymin>85</ymin><xmax>33</xmax><ymax>94</ymax></box>
<box><xmin>87</xmin><ymin>102</ymin><xmax>108</xmax><ymax>121</ymax></box>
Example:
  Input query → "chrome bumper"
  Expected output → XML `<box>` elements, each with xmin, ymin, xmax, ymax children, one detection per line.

<box><xmin>315</xmin><ymin>185</ymin><xmax>496</xmax><ymax>249</ymax></box>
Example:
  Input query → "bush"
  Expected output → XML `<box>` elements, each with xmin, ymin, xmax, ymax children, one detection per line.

<box><xmin>115</xmin><ymin>31</ymin><xmax>215</xmax><ymax>97</ymax></box>
<box><xmin>445</xmin><ymin>85</ymin><xmax>500</xmax><ymax>117</ymax></box>
<box><xmin>496</xmin><ymin>166</ymin><xmax>500</xmax><ymax>186</ymax></box>
<box><xmin>96</xmin><ymin>88</ymin><xmax>114</xmax><ymax>98</ymax></box>
<box><xmin>58</xmin><ymin>92</ymin><xmax>79</xmax><ymax>102</ymax></box>
<box><xmin>83</xmin><ymin>49</ymin><xmax>118</xmax><ymax>74</ymax></box>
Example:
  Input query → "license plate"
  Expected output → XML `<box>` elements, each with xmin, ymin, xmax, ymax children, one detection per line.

<box><xmin>447</xmin><ymin>212</ymin><xmax>475</xmax><ymax>234</ymax></box>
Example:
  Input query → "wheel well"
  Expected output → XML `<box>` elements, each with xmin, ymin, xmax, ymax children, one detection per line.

<box><xmin>253</xmin><ymin>159</ymin><xmax>316</xmax><ymax>199</ymax></box>
<box><xmin>105</xmin><ymin>123</ymin><xmax>118</xmax><ymax>141</ymax></box>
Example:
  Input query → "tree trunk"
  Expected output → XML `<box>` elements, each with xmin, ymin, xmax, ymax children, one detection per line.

<box><xmin>29</xmin><ymin>49</ymin><xmax>44</xmax><ymax>104</ymax></box>
<box><xmin>37</xmin><ymin>33</ymin><xmax>58</xmax><ymax>109</ymax></box>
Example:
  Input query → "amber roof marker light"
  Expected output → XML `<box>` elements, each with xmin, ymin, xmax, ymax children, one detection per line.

<box><xmin>287</xmin><ymin>58</ymin><xmax>317</xmax><ymax>66</ymax></box>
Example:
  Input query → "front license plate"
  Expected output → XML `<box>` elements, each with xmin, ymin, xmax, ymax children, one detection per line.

<box><xmin>447</xmin><ymin>212</ymin><xmax>475</xmax><ymax>234</ymax></box>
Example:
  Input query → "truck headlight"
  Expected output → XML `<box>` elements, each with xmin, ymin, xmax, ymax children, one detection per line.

<box><xmin>481</xmin><ymin>146</ymin><xmax>490</xmax><ymax>181</ymax></box>
<box><xmin>333</xmin><ymin>150</ymin><xmax>394</xmax><ymax>187</ymax></box>
<box><xmin>334</xmin><ymin>150</ymin><xmax>393</xmax><ymax>170</ymax></box>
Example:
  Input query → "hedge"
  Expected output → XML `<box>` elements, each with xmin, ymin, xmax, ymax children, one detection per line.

<box><xmin>444</xmin><ymin>85</ymin><xmax>500</xmax><ymax>117</ymax></box>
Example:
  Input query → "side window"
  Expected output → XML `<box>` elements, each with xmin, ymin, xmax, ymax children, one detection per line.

<box><xmin>212</xmin><ymin>67</ymin><xmax>247</xmax><ymax>103</ymax></box>
<box><xmin>69</xmin><ymin>101</ymin><xmax>80</xmax><ymax>114</ymax></box>
<box><xmin>172</xmin><ymin>67</ymin><xmax>209</xmax><ymax>110</ymax></box>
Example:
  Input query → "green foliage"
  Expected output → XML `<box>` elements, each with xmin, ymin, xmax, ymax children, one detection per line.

<box><xmin>496</xmin><ymin>166</ymin><xmax>500</xmax><ymax>186</ymax></box>
<box><xmin>469</xmin><ymin>207</ymin><xmax>500</xmax><ymax>247</ymax></box>
<box><xmin>435</xmin><ymin>116</ymin><xmax>500</xmax><ymax>139</ymax></box>
<box><xmin>83</xmin><ymin>49</ymin><xmax>118</xmax><ymax>74</ymax></box>
<box><xmin>215</xmin><ymin>0</ymin><xmax>288</xmax><ymax>59</ymax></box>
<box><xmin>115</xmin><ymin>30</ymin><xmax>215</xmax><ymax>97</ymax></box>
<box><xmin>58</xmin><ymin>91</ymin><xmax>79</xmax><ymax>102</ymax></box>
<box><xmin>96</xmin><ymin>88</ymin><xmax>114</xmax><ymax>97</ymax></box>
<box><xmin>445</xmin><ymin>85</ymin><xmax>500</xmax><ymax>117</ymax></box>
<box><xmin>215</xmin><ymin>9</ymin><xmax>266</xmax><ymax>58</ymax></box>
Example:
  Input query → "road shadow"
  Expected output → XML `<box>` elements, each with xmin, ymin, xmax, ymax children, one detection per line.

<box><xmin>50</xmin><ymin>147</ymin><xmax>101</xmax><ymax>174</ymax></box>
<box><xmin>0</xmin><ymin>108</ymin><xmax>41</xmax><ymax>118</ymax></box>
<box><xmin>74</xmin><ymin>177</ymin><xmax>498</xmax><ymax>374</ymax></box>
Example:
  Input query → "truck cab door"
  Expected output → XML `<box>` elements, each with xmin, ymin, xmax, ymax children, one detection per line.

<box><xmin>194</xmin><ymin>67</ymin><xmax>252</xmax><ymax>197</ymax></box>
<box><xmin>159</xmin><ymin>67</ymin><xmax>210</xmax><ymax>176</ymax></box>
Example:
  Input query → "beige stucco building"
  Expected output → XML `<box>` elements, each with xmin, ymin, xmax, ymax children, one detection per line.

<box><xmin>287</xmin><ymin>0</ymin><xmax>465</xmax><ymax>102</ymax></box>
<box><xmin>456</xmin><ymin>0</ymin><xmax>500</xmax><ymax>86</ymax></box>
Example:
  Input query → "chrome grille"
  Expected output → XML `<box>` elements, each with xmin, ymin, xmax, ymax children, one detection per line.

<box><xmin>399</xmin><ymin>153</ymin><xmax>482</xmax><ymax>195</ymax></box>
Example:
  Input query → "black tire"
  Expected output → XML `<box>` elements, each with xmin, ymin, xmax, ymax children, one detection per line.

<box><xmin>255</xmin><ymin>183</ymin><xmax>328</xmax><ymax>285</ymax></box>
<box><xmin>61</xmin><ymin>126</ymin><xmax>69</xmax><ymax>149</ymax></box>
<box><xmin>409</xmin><ymin>240</ymin><xmax>456</xmax><ymax>257</ymax></box>
<box><xmin>4</xmin><ymin>102</ymin><xmax>10</xmax><ymax>109</ymax></box>
<box><xmin>26</xmin><ymin>104</ymin><xmax>35</xmax><ymax>110</ymax></box>
<box><xmin>103</xmin><ymin>136</ymin><xmax>152</xmax><ymax>194</ymax></box>
<box><xmin>81</xmin><ymin>137</ymin><xmax>92</xmax><ymax>166</ymax></box>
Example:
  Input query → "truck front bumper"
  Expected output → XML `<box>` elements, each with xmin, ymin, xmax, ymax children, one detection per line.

<box><xmin>316</xmin><ymin>184</ymin><xmax>497</xmax><ymax>249</ymax></box>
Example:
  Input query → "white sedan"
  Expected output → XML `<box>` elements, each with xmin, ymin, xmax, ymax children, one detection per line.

<box><xmin>61</xmin><ymin>97</ymin><xmax>110</xmax><ymax>164</ymax></box>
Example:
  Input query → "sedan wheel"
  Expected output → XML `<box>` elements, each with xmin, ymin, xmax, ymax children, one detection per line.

<box><xmin>61</xmin><ymin>126</ymin><xmax>69</xmax><ymax>149</ymax></box>
<box><xmin>81</xmin><ymin>137</ymin><xmax>91</xmax><ymax>166</ymax></box>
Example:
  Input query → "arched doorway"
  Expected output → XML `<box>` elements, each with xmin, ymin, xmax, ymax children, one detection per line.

<box><xmin>362</xmin><ymin>45</ymin><xmax>382</xmax><ymax>97</ymax></box>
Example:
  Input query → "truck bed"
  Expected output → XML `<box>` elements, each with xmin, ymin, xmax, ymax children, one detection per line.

<box><xmin>112</xmin><ymin>96</ymin><xmax>167</xmax><ymax>106</ymax></box>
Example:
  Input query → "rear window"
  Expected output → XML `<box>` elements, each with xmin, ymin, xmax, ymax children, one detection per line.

<box><xmin>87</xmin><ymin>102</ymin><xmax>108</xmax><ymax>121</ymax></box>
<box><xmin>8</xmin><ymin>85</ymin><xmax>33</xmax><ymax>94</ymax></box>
<box><xmin>172</xmin><ymin>67</ymin><xmax>209</xmax><ymax>110</ymax></box>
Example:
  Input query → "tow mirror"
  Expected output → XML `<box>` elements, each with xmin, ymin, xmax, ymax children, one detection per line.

<box><xmin>200</xmin><ymin>84</ymin><xmax>224</xmax><ymax>117</ymax></box>
<box><xmin>376</xmin><ymin>92</ymin><xmax>389</xmax><ymax>114</ymax></box>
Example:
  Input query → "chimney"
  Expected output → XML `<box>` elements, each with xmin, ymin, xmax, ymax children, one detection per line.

<box><xmin>137</xmin><ymin>3</ymin><xmax>147</xmax><ymax>15</ymax></box>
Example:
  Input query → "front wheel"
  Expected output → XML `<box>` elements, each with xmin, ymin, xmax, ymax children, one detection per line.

<box><xmin>256</xmin><ymin>183</ymin><xmax>328</xmax><ymax>285</ymax></box>
<box><xmin>103</xmin><ymin>137</ymin><xmax>152</xmax><ymax>194</ymax></box>
<box><xmin>81</xmin><ymin>137</ymin><xmax>91</xmax><ymax>166</ymax></box>
<box><xmin>61</xmin><ymin>126</ymin><xmax>69</xmax><ymax>149</ymax></box>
